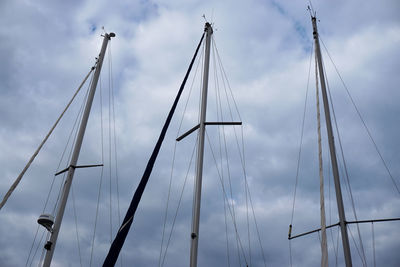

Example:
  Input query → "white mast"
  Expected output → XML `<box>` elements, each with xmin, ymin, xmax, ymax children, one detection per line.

<box><xmin>190</xmin><ymin>22</ymin><xmax>213</xmax><ymax>267</ymax></box>
<box><xmin>311</xmin><ymin>15</ymin><xmax>352</xmax><ymax>267</ymax></box>
<box><xmin>42</xmin><ymin>32</ymin><xmax>115</xmax><ymax>267</ymax></box>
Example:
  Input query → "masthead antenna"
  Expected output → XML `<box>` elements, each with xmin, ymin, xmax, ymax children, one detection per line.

<box><xmin>308</xmin><ymin>1</ymin><xmax>316</xmax><ymax>17</ymax></box>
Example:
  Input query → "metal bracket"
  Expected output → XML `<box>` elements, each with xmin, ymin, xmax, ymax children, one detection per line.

<box><xmin>176</xmin><ymin>121</ymin><xmax>242</xmax><ymax>142</ymax></box>
<box><xmin>55</xmin><ymin>164</ymin><xmax>104</xmax><ymax>176</ymax></box>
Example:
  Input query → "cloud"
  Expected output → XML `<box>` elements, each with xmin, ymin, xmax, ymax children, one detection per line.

<box><xmin>0</xmin><ymin>0</ymin><xmax>399</xmax><ymax>266</ymax></box>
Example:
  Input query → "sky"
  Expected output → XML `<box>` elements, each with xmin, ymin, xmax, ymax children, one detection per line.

<box><xmin>0</xmin><ymin>0</ymin><xmax>399</xmax><ymax>266</ymax></box>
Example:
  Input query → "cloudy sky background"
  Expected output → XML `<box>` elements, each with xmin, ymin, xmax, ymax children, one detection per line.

<box><xmin>0</xmin><ymin>0</ymin><xmax>399</xmax><ymax>266</ymax></box>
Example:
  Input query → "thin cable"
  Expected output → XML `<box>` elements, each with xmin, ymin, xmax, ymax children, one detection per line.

<box><xmin>107</xmin><ymin>50</ymin><xmax>113</xmax><ymax>245</ymax></box>
<box><xmin>205</xmin><ymin>130</ymin><xmax>249</xmax><ymax>266</ymax></box>
<box><xmin>26</xmin><ymin>229</ymin><xmax>45</xmax><ymax>266</ymax></box>
<box><xmin>27</xmin><ymin>69</ymin><xmax>93</xmax><ymax>265</ymax></box>
<box><xmin>109</xmin><ymin>39</ymin><xmax>121</xmax><ymax>234</ymax></box>
<box><xmin>53</xmin><ymin>78</ymin><xmax>92</xmax><ymax>215</ymax></box>
<box><xmin>289</xmin><ymin>41</ymin><xmax>314</xmax><ymax>267</ymax></box>
<box><xmin>328</xmin><ymin>162</ymin><xmax>339</xmax><ymax>263</ymax></box>
<box><xmin>335</xmin><ymin>226</ymin><xmax>340</xmax><ymax>267</ymax></box>
<box><xmin>211</xmin><ymin>40</ymin><xmax>233</xmax><ymax>267</ymax></box>
<box><xmin>291</xmin><ymin>41</ymin><xmax>314</xmax><ymax>225</ymax></box>
<box><xmin>158</xmin><ymin>40</ymin><xmax>204</xmax><ymax>267</ymax></box>
<box><xmin>71</xmin><ymin>185</ymin><xmax>83</xmax><ymax>267</ymax></box>
<box><xmin>212</xmin><ymin>38</ymin><xmax>242</xmax><ymax>265</ymax></box>
<box><xmin>319</xmin><ymin>37</ymin><xmax>400</xmax><ymax>195</ymax></box>
<box><xmin>36</xmin><ymin>231</ymin><xmax>49</xmax><ymax>267</ymax></box>
<box><xmin>25</xmin><ymin>225</ymin><xmax>41</xmax><ymax>266</ymax></box>
<box><xmin>213</xmin><ymin>37</ymin><xmax>242</xmax><ymax>121</ymax></box>
<box><xmin>213</xmin><ymin>42</ymin><xmax>233</xmax><ymax>267</ymax></box>
<box><xmin>213</xmin><ymin>36</ymin><xmax>267</xmax><ymax>266</ymax></box>
<box><xmin>323</xmin><ymin>56</ymin><xmax>368</xmax><ymax>266</ymax></box>
<box><xmin>26</xmin><ymin>70</ymin><xmax>95</xmax><ymax>266</ymax></box>
<box><xmin>0</xmin><ymin>66</ymin><xmax>95</xmax><ymax>210</ymax></box>
<box><xmin>160</xmin><ymin>138</ymin><xmax>198</xmax><ymax>267</ymax></box>
<box><xmin>372</xmin><ymin>222</ymin><xmax>376</xmax><ymax>267</ymax></box>
<box><xmin>348</xmin><ymin>226</ymin><xmax>366</xmax><ymax>266</ymax></box>
<box><xmin>90</xmin><ymin>64</ymin><xmax>106</xmax><ymax>267</ymax></box>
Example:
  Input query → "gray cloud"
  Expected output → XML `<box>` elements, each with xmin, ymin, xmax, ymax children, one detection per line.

<box><xmin>0</xmin><ymin>0</ymin><xmax>399</xmax><ymax>266</ymax></box>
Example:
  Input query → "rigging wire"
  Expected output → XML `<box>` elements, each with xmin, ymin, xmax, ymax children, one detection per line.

<box><xmin>36</xmin><ymin>232</ymin><xmax>50</xmax><ymax>267</ymax></box>
<box><xmin>71</xmin><ymin>185</ymin><xmax>83</xmax><ymax>267</ymax></box>
<box><xmin>90</xmin><ymin>63</ymin><xmax>105</xmax><ymax>267</ymax></box>
<box><xmin>371</xmin><ymin>222</ymin><xmax>376</xmax><ymax>267</ymax></box>
<box><xmin>211</xmin><ymin>38</ymin><xmax>244</xmax><ymax>266</ymax></box>
<box><xmin>348</xmin><ymin>225</ymin><xmax>366</xmax><ymax>266</ymax></box>
<box><xmin>26</xmin><ymin>70</ymin><xmax>95</xmax><ymax>266</ymax></box>
<box><xmin>109</xmin><ymin>38</ymin><xmax>122</xmax><ymax>238</ymax></box>
<box><xmin>213</xmin><ymin>35</ymin><xmax>267</xmax><ymax>267</ymax></box>
<box><xmin>53</xmin><ymin>81</ymin><xmax>92</xmax><ymax>216</ymax></box>
<box><xmin>319</xmin><ymin>37</ymin><xmax>400</xmax><ymax>195</ymax></box>
<box><xmin>289</xmin><ymin>41</ymin><xmax>314</xmax><ymax>266</ymax></box>
<box><xmin>160</xmin><ymin>139</ymin><xmax>198</xmax><ymax>267</ymax></box>
<box><xmin>107</xmin><ymin>43</ymin><xmax>113</xmax><ymax>245</ymax></box>
<box><xmin>108</xmin><ymin>40</ymin><xmax>123</xmax><ymax>267</ymax></box>
<box><xmin>212</xmin><ymin>38</ymin><xmax>236</xmax><ymax>267</ymax></box>
<box><xmin>158</xmin><ymin>38</ymin><xmax>204</xmax><ymax>267</ymax></box>
<box><xmin>205</xmin><ymin>130</ymin><xmax>249</xmax><ymax>266</ymax></box>
<box><xmin>211</xmin><ymin>36</ymin><xmax>231</xmax><ymax>267</ymax></box>
<box><xmin>327</xmin><ymin>161</ymin><xmax>340</xmax><ymax>265</ymax></box>
<box><xmin>322</xmin><ymin>55</ymin><xmax>368</xmax><ymax>266</ymax></box>
<box><xmin>0</xmin><ymin>67</ymin><xmax>95</xmax><ymax>210</ymax></box>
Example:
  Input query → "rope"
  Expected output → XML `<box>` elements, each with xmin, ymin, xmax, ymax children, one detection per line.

<box><xmin>319</xmin><ymin>37</ymin><xmax>400</xmax><ymax>195</ymax></box>
<box><xmin>0</xmin><ymin>66</ymin><xmax>95</xmax><ymax>210</ymax></box>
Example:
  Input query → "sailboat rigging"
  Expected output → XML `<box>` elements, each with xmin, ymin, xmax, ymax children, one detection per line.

<box><xmin>41</xmin><ymin>32</ymin><xmax>115</xmax><ymax>267</ymax></box>
<box><xmin>288</xmin><ymin>8</ymin><xmax>400</xmax><ymax>267</ymax></box>
<box><xmin>104</xmin><ymin>22</ymin><xmax>264</xmax><ymax>267</ymax></box>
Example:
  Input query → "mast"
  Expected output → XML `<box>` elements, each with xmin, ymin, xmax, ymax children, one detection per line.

<box><xmin>311</xmin><ymin>16</ymin><xmax>352</xmax><ymax>266</ymax></box>
<box><xmin>190</xmin><ymin>22</ymin><xmax>213</xmax><ymax>267</ymax></box>
<box><xmin>42</xmin><ymin>32</ymin><xmax>115</xmax><ymax>267</ymax></box>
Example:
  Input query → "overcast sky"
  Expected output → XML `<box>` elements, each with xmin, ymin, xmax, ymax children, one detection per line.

<box><xmin>1</xmin><ymin>0</ymin><xmax>399</xmax><ymax>266</ymax></box>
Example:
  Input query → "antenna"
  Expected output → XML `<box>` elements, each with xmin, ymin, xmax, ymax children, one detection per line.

<box><xmin>308</xmin><ymin>1</ymin><xmax>316</xmax><ymax>17</ymax></box>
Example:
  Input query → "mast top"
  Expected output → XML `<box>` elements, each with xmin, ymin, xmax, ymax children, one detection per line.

<box><xmin>204</xmin><ymin>22</ymin><xmax>213</xmax><ymax>34</ymax></box>
<box><xmin>103</xmin><ymin>32</ymin><xmax>116</xmax><ymax>39</ymax></box>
